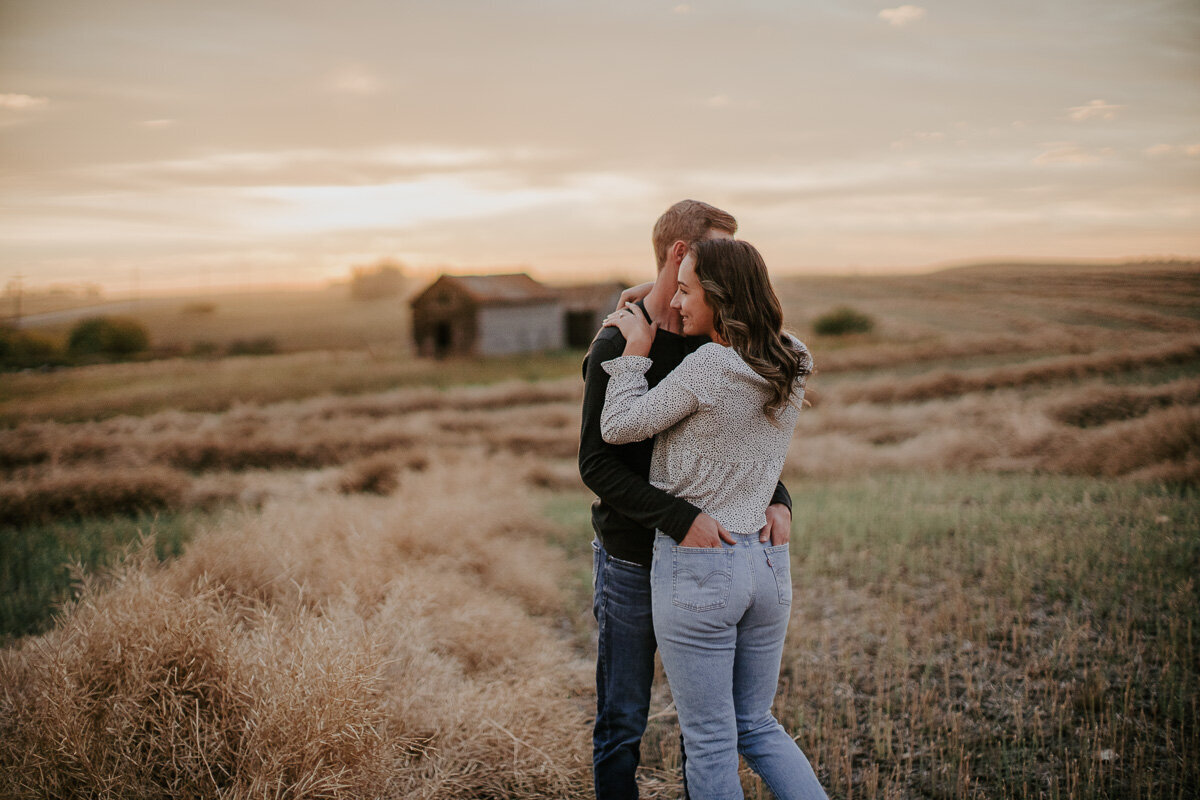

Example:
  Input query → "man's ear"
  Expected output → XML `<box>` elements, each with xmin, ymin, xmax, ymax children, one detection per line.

<box><xmin>670</xmin><ymin>240</ymin><xmax>688</xmax><ymax>265</ymax></box>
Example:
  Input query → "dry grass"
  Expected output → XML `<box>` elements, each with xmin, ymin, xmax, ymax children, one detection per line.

<box><xmin>0</xmin><ymin>466</ymin><xmax>189</xmax><ymax>526</ymax></box>
<box><xmin>765</xmin><ymin>474</ymin><xmax>1199</xmax><ymax>800</ymax></box>
<box><xmin>813</xmin><ymin>327</ymin><xmax>1136</xmax><ymax>376</ymax></box>
<box><xmin>1045</xmin><ymin>377</ymin><xmax>1200</xmax><ymax>428</ymax></box>
<box><xmin>1</xmin><ymin>457</ymin><xmax>593</xmax><ymax>799</ymax></box>
<box><xmin>840</xmin><ymin>339</ymin><xmax>1200</xmax><ymax>405</ymax></box>
<box><xmin>1039</xmin><ymin>405</ymin><xmax>1200</xmax><ymax>478</ymax></box>
<box><xmin>4</xmin><ymin>263</ymin><xmax>1198</xmax><ymax>798</ymax></box>
<box><xmin>0</xmin><ymin>350</ymin><xmax>584</xmax><ymax>425</ymax></box>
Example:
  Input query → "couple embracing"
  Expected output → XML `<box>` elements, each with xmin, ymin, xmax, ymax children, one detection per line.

<box><xmin>579</xmin><ymin>200</ymin><xmax>828</xmax><ymax>800</ymax></box>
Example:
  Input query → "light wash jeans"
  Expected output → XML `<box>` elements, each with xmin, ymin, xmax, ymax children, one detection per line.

<box><xmin>651</xmin><ymin>531</ymin><xmax>828</xmax><ymax>800</ymax></box>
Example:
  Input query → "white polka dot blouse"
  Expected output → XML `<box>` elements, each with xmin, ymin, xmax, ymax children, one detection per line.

<box><xmin>601</xmin><ymin>337</ymin><xmax>811</xmax><ymax>536</ymax></box>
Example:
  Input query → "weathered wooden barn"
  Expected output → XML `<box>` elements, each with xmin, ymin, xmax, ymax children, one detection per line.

<box><xmin>410</xmin><ymin>273</ymin><xmax>625</xmax><ymax>357</ymax></box>
<box><xmin>410</xmin><ymin>273</ymin><xmax>563</xmax><ymax>357</ymax></box>
<box><xmin>557</xmin><ymin>281</ymin><xmax>626</xmax><ymax>348</ymax></box>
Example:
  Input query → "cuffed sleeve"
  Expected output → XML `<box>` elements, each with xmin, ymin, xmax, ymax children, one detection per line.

<box><xmin>600</xmin><ymin>354</ymin><xmax>701</xmax><ymax>445</ymax></box>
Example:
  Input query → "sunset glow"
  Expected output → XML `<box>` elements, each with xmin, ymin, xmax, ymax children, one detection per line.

<box><xmin>2</xmin><ymin>1</ymin><xmax>1198</xmax><ymax>293</ymax></box>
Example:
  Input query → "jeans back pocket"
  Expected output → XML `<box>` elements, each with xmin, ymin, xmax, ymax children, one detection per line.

<box><xmin>671</xmin><ymin>547</ymin><xmax>733</xmax><ymax>612</ymax></box>
<box><xmin>765</xmin><ymin>544</ymin><xmax>792</xmax><ymax>605</ymax></box>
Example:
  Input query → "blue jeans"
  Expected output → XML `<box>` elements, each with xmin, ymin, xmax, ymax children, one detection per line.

<box><xmin>651</xmin><ymin>532</ymin><xmax>827</xmax><ymax>800</ymax></box>
<box><xmin>593</xmin><ymin>539</ymin><xmax>691</xmax><ymax>800</ymax></box>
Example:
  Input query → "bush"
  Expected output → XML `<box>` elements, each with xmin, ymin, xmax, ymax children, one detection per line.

<box><xmin>350</xmin><ymin>262</ymin><xmax>405</xmax><ymax>301</ymax></box>
<box><xmin>67</xmin><ymin>317</ymin><xmax>149</xmax><ymax>359</ymax></box>
<box><xmin>0</xmin><ymin>325</ymin><xmax>62</xmax><ymax>370</ymax></box>
<box><xmin>813</xmin><ymin>306</ymin><xmax>875</xmax><ymax>336</ymax></box>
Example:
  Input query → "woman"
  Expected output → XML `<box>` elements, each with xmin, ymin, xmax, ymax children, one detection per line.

<box><xmin>600</xmin><ymin>238</ymin><xmax>827</xmax><ymax>800</ymax></box>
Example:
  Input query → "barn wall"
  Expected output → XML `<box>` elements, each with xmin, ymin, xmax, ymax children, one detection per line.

<box><xmin>477</xmin><ymin>302</ymin><xmax>563</xmax><ymax>356</ymax></box>
<box><xmin>411</xmin><ymin>282</ymin><xmax>478</xmax><ymax>356</ymax></box>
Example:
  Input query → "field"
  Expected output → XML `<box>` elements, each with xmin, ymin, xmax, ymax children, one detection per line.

<box><xmin>1</xmin><ymin>262</ymin><xmax>1198</xmax><ymax>798</ymax></box>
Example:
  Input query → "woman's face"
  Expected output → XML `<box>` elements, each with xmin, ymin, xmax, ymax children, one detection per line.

<box><xmin>671</xmin><ymin>252</ymin><xmax>719</xmax><ymax>340</ymax></box>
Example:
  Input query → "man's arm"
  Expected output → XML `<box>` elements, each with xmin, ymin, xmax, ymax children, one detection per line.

<box><xmin>578</xmin><ymin>330</ymin><xmax>702</xmax><ymax>542</ymax></box>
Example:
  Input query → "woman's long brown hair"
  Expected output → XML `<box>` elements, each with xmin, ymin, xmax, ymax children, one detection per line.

<box><xmin>690</xmin><ymin>238</ymin><xmax>812</xmax><ymax>417</ymax></box>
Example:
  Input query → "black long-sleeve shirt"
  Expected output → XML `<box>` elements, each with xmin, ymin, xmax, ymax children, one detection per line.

<box><xmin>578</xmin><ymin>305</ymin><xmax>792</xmax><ymax>566</ymax></box>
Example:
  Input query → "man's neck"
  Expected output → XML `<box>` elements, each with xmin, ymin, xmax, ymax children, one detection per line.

<box><xmin>643</xmin><ymin>262</ymin><xmax>683</xmax><ymax>334</ymax></box>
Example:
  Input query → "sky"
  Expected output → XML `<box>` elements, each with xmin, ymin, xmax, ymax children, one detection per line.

<box><xmin>2</xmin><ymin>0</ymin><xmax>1198</xmax><ymax>294</ymax></box>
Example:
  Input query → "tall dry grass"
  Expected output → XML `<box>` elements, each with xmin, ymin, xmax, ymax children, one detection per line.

<box><xmin>3</xmin><ymin>338</ymin><xmax>1197</xmax><ymax>531</ymax></box>
<box><xmin>1</xmin><ymin>455</ymin><xmax>594</xmax><ymax>799</ymax></box>
<box><xmin>0</xmin><ymin>466</ymin><xmax>189</xmax><ymax>526</ymax></box>
<box><xmin>841</xmin><ymin>338</ymin><xmax>1200</xmax><ymax>404</ymax></box>
<box><xmin>0</xmin><ymin>349</ymin><xmax>584</xmax><ymax>425</ymax></box>
<box><xmin>1045</xmin><ymin>376</ymin><xmax>1200</xmax><ymax>428</ymax></box>
<box><xmin>812</xmin><ymin>327</ymin><xmax>1145</xmax><ymax>376</ymax></box>
<box><xmin>1039</xmin><ymin>405</ymin><xmax>1200</xmax><ymax>478</ymax></box>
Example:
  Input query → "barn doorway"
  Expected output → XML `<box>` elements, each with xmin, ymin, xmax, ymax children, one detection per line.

<box><xmin>434</xmin><ymin>321</ymin><xmax>453</xmax><ymax>357</ymax></box>
<box><xmin>566</xmin><ymin>310</ymin><xmax>598</xmax><ymax>348</ymax></box>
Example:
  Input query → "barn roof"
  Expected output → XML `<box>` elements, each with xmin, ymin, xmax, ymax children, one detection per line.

<box><xmin>412</xmin><ymin>273</ymin><xmax>560</xmax><ymax>307</ymax></box>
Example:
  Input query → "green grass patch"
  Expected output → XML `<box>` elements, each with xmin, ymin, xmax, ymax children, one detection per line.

<box><xmin>0</xmin><ymin>510</ymin><xmax>205</xmax><ymax>642</ymax></box>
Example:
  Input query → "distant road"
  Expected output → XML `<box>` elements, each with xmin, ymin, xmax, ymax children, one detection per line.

<box><xmin>15</xmin><ymin>299</ymin><xmax>167</xmax><ymax>328</ymax></box>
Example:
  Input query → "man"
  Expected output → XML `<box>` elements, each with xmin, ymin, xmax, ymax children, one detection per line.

<box><xmin>578</xmin><ymin>199</ymin><xmax>793</xmax><ymax>799</ymax></box>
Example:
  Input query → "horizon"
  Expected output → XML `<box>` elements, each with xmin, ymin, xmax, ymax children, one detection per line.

<box><xmin>2</xmin><ymin>1</ymin><xmax>1198</xmax><ymax>295</ymax></box>
<box><xmin>11</xmin><ymin>256</ymin><xmax>1200</xmax><ymax>304</ymax></box>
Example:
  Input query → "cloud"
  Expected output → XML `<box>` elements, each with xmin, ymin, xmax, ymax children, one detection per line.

<box><xmin>78</xmin><ymin>145</ymin><xmax>561</xmax><ymax>192</ymax></box>
<box><xmin>241</xmin><ymin>171</ymin><xmax>651</xmax><ymax>236</ymax></box>
<box><xmin>325</xmin><ymin>64</ymin><xmax>383</xmax><ymax>96</ymax></box>
<box><xmin>141</xmin><ymin>119</ymin><xmax>175</xmax><ymax>128</ymax></box>
<box><xmin>0</xmin><ymin>93</ymin><xmax>49</xmax><ymax>109</ymax></box>
<box><xmin>673</xmin><ymin>4</ymin><xmax>692</xmax><ymax>13</ymax></box>
<box><xmin>879</xmin><ymin>5</ymin><xmax>927</xmax><ymax>27</ymax></box>
<box><xmin>1145</xmin><ymin>143</ymin><xmax>1200</xmax><ymax>158</ymax></box>
<box><xmin>1067</xmin><ymin>99</ymin><xmax>1122</xmax><ymax>122</ymax></box>
<box><xmin>1034</xmin><ymin>142</ymin><xmax>1114</xmax><ymax>165</ymax></box>
<box><xmin>705</xmin><ymin>94</ymin><xmax>730</xmax><ymax>108</ymax></box>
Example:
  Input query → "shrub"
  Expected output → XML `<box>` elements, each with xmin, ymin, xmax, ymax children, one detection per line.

<box><xmin>66</xmin><ymin>316</ymin><xmax>149</xmax><ymax>359</ymax></box>
<box><xmin>0</xmin><ymin>326</ymin><xmax>61</xmax><ymax>370</ymax></box>
<box><xmin>813</xmin><ymin>306</ymin><xmax>875</xmax><ymax>336</ymax></box>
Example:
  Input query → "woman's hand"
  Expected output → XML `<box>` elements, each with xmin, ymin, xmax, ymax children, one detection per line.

<box><xmin>602</xmin><ymin>302</ymin><xmax>658</xmax><ymax>357</ymax></box>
